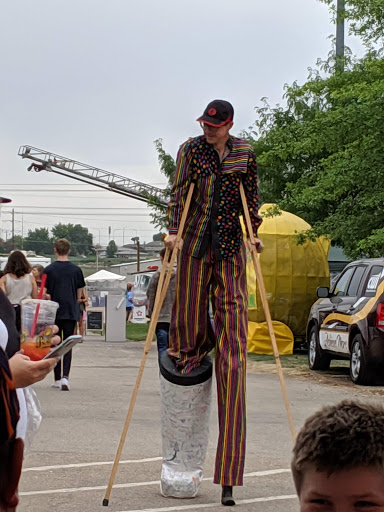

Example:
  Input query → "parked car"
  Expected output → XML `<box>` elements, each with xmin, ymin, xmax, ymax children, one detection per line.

<box><xmin>306</xmin><ymin>258</ymin><xmax>384</xmax><ymax>385</ymax></box>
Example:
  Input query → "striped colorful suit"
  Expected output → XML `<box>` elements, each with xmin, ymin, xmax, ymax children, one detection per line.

<box><xmin>167</xmin><ymin>135</ymin><xmax>262</xmax><ymax>486</ymax></box>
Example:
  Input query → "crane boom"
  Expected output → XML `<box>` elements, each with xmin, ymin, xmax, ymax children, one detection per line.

<box><xmin>18</xmin><ymin>145</ymin><xmax>168</xmax><ymax>205</ymax></box>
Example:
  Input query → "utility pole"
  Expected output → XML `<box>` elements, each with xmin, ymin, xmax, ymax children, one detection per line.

<box><xmin>131</xmin><ymin>236</ymin><xmax>140</xmax><ymax>272</ymax></box>
<box><xmin>21</xmin><ymin>213</ymin><xmax>24</xmax><ymax>250</ymax></box>
<box><xmin>12</xmin><ymin>209</ymin><xmax>15</xmax><ymax>250</ymax></box>
<box><xmin>136</xmin><ymin>239</ymin><xmax>140</xmax><ymax>272</ymax></box>
<box><xmin>336</xmin><ymin>0</ymin><xmax>345</xmax><ymax>72</ymax></box>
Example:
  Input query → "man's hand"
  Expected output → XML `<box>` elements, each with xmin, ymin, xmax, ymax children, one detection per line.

<box><xmin>247</xmin><ymin>238</ymin><xmax>264</xmax><ymax>253</ymax></box>
<box><xmin>164</xmin><ymin>234</ymin><xmax>183</xmax><ymax>251</ymax></box>
<box><xmin>9</xmin><ymin>353</ymin><xmax>59</xmax><ymax>388</ymax></box>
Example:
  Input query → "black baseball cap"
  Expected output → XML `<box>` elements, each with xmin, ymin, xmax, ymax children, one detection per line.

<box><xmin>0</xmin><ymin>196</ymin><xmax>11</xmax><ymax>203</ymax></box>
<box><xmin>196</xmin><ymin>99</ymin><xmax>234</xmax><ymax>127</ymax></box>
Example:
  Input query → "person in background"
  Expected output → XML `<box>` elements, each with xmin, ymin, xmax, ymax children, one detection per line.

<box><xmin>31</xmin><ymin>265</ymin><xmax>44</xmax><ymax>295</ymax></box>
<box><xmin>146</xmin><ymin>248</ymin><xmax>176</xmax><ymax>365</ymax></box>
<box><xmin>43</xmin><ymin>239</ymin><xmax>86</xmax><ymax>391</ymax></box>
<box><xmin>76</xmin><ymin>289</ymin><xmax>88</xmax><ymax>341</ymax></box>
<box><xmin>0</xmin><ymin>251</ymin><xmax>38</xmax><ymax>332</ymax></box>
<box><xmin>126</xmin><ymin>283</ymin><xmax>133</xmax><ymax>323</ymax></box>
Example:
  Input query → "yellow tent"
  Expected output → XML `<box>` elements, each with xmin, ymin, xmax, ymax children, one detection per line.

<box><xmin>245</xmin><ymin>204</ymin><xmax>330</xmax><ymax>354</ymax></box>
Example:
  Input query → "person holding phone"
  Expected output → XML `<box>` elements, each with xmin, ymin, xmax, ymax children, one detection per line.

<box><xmin>0</xmin><ymin>289</ymin><xmax>60</xmax><ymax>512</ymax></box>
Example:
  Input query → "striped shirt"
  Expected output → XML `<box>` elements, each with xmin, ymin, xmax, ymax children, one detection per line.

<box><xmin>168</xmin><ymin>135</ymin><xmax>262</xmax><ymax>259</ymax></box>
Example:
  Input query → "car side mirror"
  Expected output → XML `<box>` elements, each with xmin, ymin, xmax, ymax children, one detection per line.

<box><xmin>317</xmin><ymin>286</ymin><xmax>330</xmax><ymax>298</ymax></box>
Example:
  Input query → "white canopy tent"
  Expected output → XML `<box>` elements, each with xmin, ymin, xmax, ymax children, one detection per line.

<box><xmin>85</xmin><ymin>270</ymin><xmax>126</xmax><ymax>283</ymax></box>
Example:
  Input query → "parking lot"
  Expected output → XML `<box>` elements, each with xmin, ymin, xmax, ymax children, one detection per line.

<box><xmin>18</xmin><ymin>339</ymin><xmax>384</xmax><ymax>512</ymax></box>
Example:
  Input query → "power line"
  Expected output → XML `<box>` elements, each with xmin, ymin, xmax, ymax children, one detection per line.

<box><xmin>1</xmin><ymin>206</ymin><xmax>150</xmax><ymax>211</ymax></box>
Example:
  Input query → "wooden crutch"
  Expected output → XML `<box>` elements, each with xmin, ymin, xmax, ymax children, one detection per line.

<box><xmin>240</xmin><ymin>182</ymin><xmax>296</xmax><ymax>441</ymax></box>
<box><xmin>103</xmin><ymin>180</ymin><xmax>196</xmax><ymax>506</ymax></box>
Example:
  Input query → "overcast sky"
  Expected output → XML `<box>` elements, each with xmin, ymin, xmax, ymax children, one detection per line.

<box><xmin>0</xmin><ymin>0</ymin><xmax>363</xmax><ymax>246</ymax></box>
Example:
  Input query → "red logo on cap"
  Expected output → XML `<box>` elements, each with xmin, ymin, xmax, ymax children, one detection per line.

<box><xmin>208</xmin><ymin>108</ymin><xmax>216</xmax><ymax>116</ymax></box>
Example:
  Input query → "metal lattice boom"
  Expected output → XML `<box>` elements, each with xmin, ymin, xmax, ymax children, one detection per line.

<box><xmin>18</xmin><ymin>145</ymin><xmax>168</xmax><ymax>205</ymax></box>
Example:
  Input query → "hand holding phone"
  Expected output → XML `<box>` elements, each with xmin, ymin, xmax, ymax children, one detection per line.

<box><xmin>42</xmin><ymin>335</ymin><xmax>83</xmax><ymax>360</ymax></box>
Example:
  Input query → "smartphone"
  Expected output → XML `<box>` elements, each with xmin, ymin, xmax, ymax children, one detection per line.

<box><xmin>42</xmin><ymin>335</ymin><xmax>83</xmax><ymax>359</ymax></box>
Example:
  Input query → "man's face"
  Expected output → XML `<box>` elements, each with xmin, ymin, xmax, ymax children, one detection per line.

<box><xmin>299</xmin><ymin>466</ymin><xmax>384</xmax><ymax>511</ymax></box>
<box><xmin>201</xmin><ymin>121</ymin><xmax>233</xmax><ymax>146</ymax></box>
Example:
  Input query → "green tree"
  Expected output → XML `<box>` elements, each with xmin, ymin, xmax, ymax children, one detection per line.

<box><xmin>4</xmin><ymin>236</ymin><xmax>24</xmax><ymax>253</ymax></box>
<box><xmin>24</xmin><ymin>228</ymin><xmax>52</xmax><ymax>255</ymax></box>
<box><xmin>248</xmin><ymin>56</ymin><xmax>384</xmax><ymax>259</ymax></box>
<box><xmin>106</xmin><ymin>240</ymin><xmax>117</xmax><ymax>258</ymax></box>
<box><xmin>145</xmin><ymin>139</ymin><xmax>175</xmax><ymax>230</ymax></box>
<box><xmin>51</xmin><ymin>223</ymin><xmax>93</xmax><ymax>256</ymax></box>
<box><xmin>319</xmin><ymin>0</ymin><xmax>384</xmax><ymax>48</ymax></box>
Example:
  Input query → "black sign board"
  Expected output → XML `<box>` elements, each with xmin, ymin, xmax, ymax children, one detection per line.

<box><xmin>87</xmin><ymin>311</ymin><xmax>103</xmax><ymax>330</ymax></box>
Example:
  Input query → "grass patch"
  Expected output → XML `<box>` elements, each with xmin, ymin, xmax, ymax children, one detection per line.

<box><xmin>126</xmin><ymin>322</ymin><xmax>154</xmax><ymax>341</ymax></box>
<box><xmin>247</xmin><ymin>353</ymin><xmax>308</xmax><ymax>368</ymax></box>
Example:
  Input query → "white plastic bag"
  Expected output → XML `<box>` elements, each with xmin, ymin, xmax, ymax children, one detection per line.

<box><xmin>160</xmin><ymin>375</ymin><xmax>212</xmax><ymax>498</ymax></box>
<box><xmin>23</xmin><ymin>387</ymin><xmax>42</xmax><ymax>452</ymax></box>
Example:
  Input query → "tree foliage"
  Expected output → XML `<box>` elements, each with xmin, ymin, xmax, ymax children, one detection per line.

<box><xmin>248</xmin><ymin>56</ymin><xmax>384</xmax><ymax>258</ymax></box>
<box><xmin>51</xmin><ymin>223</ymin><xmax>93</xmax><ymax>255</ymax></box>
<box><xmin>24</xmin><ymin>228</ymin><xmax>52</xmax><ymax>255</ymax></box>
<box><xmin>319</xmin><ymin>0</ymin><xmax>384</xmax><ymax>49</ymax></box>
<box><xmin>3</xmin><ymin>236</ymin><xmax>24</xmax><ymax>253</ymax></box>
<box><xmin>106</xmin><ymin>240</ymin><xmax>117</xmax><ymax>258</ymax></box>
<box><xmin>146</xmin><ymin>139</ymin><xmax>175</xmax><ymax>230</ymax></box>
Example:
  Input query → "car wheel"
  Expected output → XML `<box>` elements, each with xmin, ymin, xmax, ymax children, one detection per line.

<box><xmin>308</xmin><ymin>325</ymin><xmax>331</xmax><ymax>371</ymax></box>
<box><xmin>350</xmin><ymin>334</ymin><xmax>376</xmax><ymax>385</ymax></box>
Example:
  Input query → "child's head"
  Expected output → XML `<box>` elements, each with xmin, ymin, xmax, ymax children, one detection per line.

<box><xmin>32</xmin><ymin>264</ymin><xmax>44</xmax><ymax>280</ymax></box>
<box><xmin>292</xmin><ymin>400</ymin><xmax>384</xmax><ymax>510</ymax></box>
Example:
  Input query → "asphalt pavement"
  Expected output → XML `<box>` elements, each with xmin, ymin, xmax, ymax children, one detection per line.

<box><xmin>17</xmin><ymin>337</ymin><xmax>382</xmax><ymax>512</ymax></box>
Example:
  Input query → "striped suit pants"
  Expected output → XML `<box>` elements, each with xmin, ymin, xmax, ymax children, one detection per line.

<box><xmin>168</xmin><ymin>243</ymin><xmax>248</xmax><ymax>486</ymax></box>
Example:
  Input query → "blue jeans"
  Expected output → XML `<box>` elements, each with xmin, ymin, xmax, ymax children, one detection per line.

<box><xmin>156</xmin><ymin>322</ymin><xmax>170</xmax><ymax>365</ymax></box>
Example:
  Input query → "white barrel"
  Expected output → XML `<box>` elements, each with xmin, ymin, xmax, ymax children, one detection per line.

<box><xmin>160</xmin><ymin>354</ymin><xmax>212</xmax><ymax>498</ymax></box>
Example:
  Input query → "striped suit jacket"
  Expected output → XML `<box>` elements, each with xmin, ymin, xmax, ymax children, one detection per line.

<box><xmin>168</xmin><ymin>135</ymin><xmax>262</xmax><ymax>259</ymax></box>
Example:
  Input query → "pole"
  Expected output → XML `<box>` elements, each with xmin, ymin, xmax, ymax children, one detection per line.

<box><xmin>103</xmin><ymin>180</ymin><xmax>196</xmax><ymax>506</ymax></box>
<box><xmin>240</xmin><ymin>183</ymin><xmax>296</xmax><ymax>441</ymax></box>
<box><xmin>136</xmin><ymin>240</ymin><xmax>140</xmax><ymax>272</ymax></box>
<box><xmin>21</xmin><ymin>214</ymin><xmax>24</xmax><ymax>250</ymax></box>
<box><xmin>96</xmin><ymin>249</ymin><xmax>99</xmax><ymax>271</ymax></box>
<box><xmin>12</xmin><ymin>209</ymin><xmax>15</xmax><ymax>250</ymax></box>
<box><xmin>336</xmin><ymin>0</ymin><xmax>345</xmax><ymax>72</ymax></box>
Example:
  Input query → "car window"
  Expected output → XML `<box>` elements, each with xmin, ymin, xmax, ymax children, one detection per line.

<box><xmin>347</xmin><ymin>265</ymin><xmax>367</xmax><ymax>296</ymax></box>
<box><xmin>363</xmin><ymin>265</ymin><xmax>384</xmax><ymax>297</ymax></box>
<box><xmin>332</xmin><ymin>267</ymin><xmax>355</xmax><ymax>297</ymax></box>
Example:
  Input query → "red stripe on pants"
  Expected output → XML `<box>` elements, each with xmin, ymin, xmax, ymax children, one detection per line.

<box><xmin>168</xmin><ymin>244</ymin><xmax>248</xmax><ymax>486</ymax></box>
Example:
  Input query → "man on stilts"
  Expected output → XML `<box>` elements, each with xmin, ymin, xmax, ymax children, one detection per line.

<box><xmin>165</xmin><ymin>99</ymin><xmax>263</xmax><ymax>506</ymax></box>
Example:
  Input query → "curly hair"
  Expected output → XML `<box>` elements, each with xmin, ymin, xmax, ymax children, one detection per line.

<box><xmin>292</xmin><ymin>399</ymin><xmax>384</xmax><ymax>494</ymax></box>
<box><xmin>4</xmin><ymin>251</ymin><xmax>31</xmax><ymax>278</ymax></box>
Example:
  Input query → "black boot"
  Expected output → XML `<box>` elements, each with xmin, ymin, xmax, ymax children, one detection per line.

<box><xmin>221</xmin><ymin>485</ymin><xmax>235</xmax><ymax>506</ymax></box>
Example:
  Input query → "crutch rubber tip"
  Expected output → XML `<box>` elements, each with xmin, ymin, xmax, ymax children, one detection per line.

<box><xmin>102</xmin><ymin>499</ymin><xmax>109</xmax><ymax>506</ymax></box>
